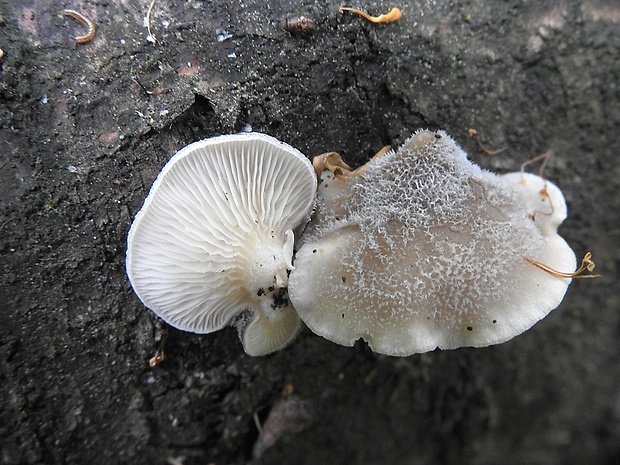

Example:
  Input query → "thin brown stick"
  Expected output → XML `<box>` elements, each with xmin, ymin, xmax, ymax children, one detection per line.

<box><xmin>468</xmin><ymin>129</ymin><xmax>507</xmax><ymax>155</ymax></box>
<box><xmin>520</xmin><ymin>150</ymin><xmax>552</xmax><ymax>179</ymax></box>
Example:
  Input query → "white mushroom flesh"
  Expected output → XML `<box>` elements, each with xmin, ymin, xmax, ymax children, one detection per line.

<box><xmin>289</xmin><ymin>130</ymin><xmax>576</xmax><ymax>356</ymax></box>
<box><xmin>126</xmin><ymin>133</ymin><xmax>316</xmax><ymax>356</ymax></box>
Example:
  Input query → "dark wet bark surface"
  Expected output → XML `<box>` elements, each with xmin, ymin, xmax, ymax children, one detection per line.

<box><xmin>1</xmin><ymin>1</ymin><xmax>619</xmax><ymax>464</ymax></box>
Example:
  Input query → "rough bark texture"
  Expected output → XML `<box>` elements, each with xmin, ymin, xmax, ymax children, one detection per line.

<box><xmin>1</xmin><ymin>1</ymin><xmax>619</xmax><ymax>464</ymax></box>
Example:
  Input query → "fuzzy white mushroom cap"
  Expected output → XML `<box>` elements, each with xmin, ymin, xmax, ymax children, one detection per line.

<box><xmin>126</xmin><ymin>133</ymin><xmax>317</xmax><ymax>356</ymax></box>
<box><xmin>288</xmin><ymin>130</ymin><xmax>576</xmax><ymax>356</ymax></box>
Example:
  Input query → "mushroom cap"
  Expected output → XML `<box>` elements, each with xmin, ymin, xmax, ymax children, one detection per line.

<box><xmin>126</xmin><ymin>133</ymin><xmax>317</xmax><ymax>356</ymax></box>
<box><xmin>288</xmin><ymin>130</ymin><xmax>576</xmax><ymax>356</ymax></box>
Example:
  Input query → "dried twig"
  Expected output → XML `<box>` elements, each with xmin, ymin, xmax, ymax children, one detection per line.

<box><xmin>146</xmin><ymin>0</ymin><xmax>157</xmax><ymax>44</ymax></box>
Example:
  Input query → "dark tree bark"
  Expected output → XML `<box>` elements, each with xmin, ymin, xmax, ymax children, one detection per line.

<box><xmin>1</xmin><ymin>1</ymin><xmax>619</xmax><ymax>464</ymax></box>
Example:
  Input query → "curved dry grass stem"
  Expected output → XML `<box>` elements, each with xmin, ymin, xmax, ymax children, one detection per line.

<box><xmin>468</xmin><ymin>129</ymin><xmax>507</xmax><ymax>156</ymax></box>
<box><xmin>527</xmin><ymin>181</ymin><xmax>555</xmax><ymax>221</ymax></box>
<box><xmin>524</xmin><ymin>252</ymin><xmax>602</xmax><ymax>279</ymax></box>
<box><xmin>146</xmin><ymin>0</ymin><xmax>157</xmax><ymax>44</ymax></box>
<box><xmin>339</xmin><ymin>7</ymin><xmax>403</xmax><ymax>23</ymax></box>
<box><xmin>63</xmin><ymin>9</ymin><xmax>96</xmax><ymax>44</ymax></box>
<box><xmin>520</xmin><ymin>150</ymin><xmax>552</xmax><ymax>179</ymax></box>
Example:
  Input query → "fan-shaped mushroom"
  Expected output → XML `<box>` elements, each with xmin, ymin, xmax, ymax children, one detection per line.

<box><xmin>126</xmin><ymin>133</ymin><xmax>317</xmax><ymax>356</ymax></box>
<box><xmin>289</xmin><ymin>130</ymin><xmax>577</xmax><ymax>356</ymax></box>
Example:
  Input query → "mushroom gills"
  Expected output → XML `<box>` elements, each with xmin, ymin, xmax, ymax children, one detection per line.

<box><xmin>126</xmin><ymin>133</ymin><xmax>316</xmax><ymax>356</ymax></box>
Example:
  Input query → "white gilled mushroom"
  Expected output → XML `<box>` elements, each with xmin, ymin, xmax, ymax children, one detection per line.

<box><xmin>126</xmin><ymin>133</ymin><xmax>317</xmax><ymax>356</ymax></box>
<box><xmin>288</xmin><ymin>130</ymin><xmax>579</xmax><ymax>356</ymax></box>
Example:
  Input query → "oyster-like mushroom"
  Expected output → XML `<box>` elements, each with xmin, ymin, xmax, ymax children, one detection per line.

<box><xmin>126</xmin><ymin>133</ymin><xmax>316</xmax><ymax>356</ymax></box>
<box><xmin>289</xmin><ymin>130</ymin><xmax>577</xmax><ymax>356</ymax></box>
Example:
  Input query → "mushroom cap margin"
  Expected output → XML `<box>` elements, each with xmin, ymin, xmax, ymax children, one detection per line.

<box><xmin>289</xmin><ymin>132</ymin><xmax>576</xmax><ymax>356</ymax></box>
